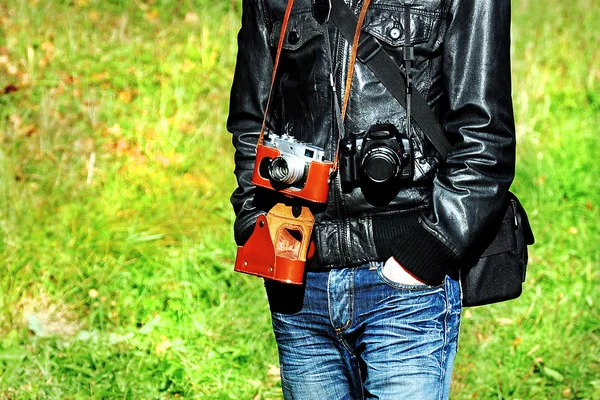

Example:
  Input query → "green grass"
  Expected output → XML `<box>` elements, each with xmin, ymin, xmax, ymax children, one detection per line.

<box><xmin>0</xmin><ymin>0</ymin><xmax>598</xmax><ymax>398</ymax></box>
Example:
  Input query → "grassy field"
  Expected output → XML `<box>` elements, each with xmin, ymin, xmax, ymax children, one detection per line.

<box><xmin>0</xmin><ymin>0</ymin><xmax>598</xmax><ymax>398</ymax></box>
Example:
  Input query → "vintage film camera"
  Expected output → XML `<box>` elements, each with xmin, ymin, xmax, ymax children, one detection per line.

<box><xmin>235</xmin><ymin>134</ymin><xmax>333</xmax><ymax>284</ymax></box>
<box><xmin>252</xmin><ymin>134</ymin><xmax>333</xmax><ymax>203</ymax></box>
<box><xmin>340</xmin><ymin>123</ymin><xmax>413</xmax><ymax>187</ymax></box>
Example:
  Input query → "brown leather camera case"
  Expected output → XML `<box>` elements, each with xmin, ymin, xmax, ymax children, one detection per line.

<box><xmin>234</xmin><ymin>204</ymin><xmax>315</xmax><ymax>284</ymax></box>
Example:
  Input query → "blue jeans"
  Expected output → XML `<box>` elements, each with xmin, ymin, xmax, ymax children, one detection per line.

<box><xmin>265</xmin><ymin>262</ymin><xmax>462</xmax><ymax>400</ymax></box>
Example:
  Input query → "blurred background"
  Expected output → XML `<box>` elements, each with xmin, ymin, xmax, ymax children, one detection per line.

<box><xmin>0</xmin><ymin>0</ymin><xmax>598</xmax><ymax>398</ymax></box>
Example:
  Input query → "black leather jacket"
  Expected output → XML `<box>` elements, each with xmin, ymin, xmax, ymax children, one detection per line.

<box><xmin>227</xmin><ymin>0</ymin><xmax>516</xmax><ymax>285</ymax></box>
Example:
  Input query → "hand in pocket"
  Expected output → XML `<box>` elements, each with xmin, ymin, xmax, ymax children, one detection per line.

<box><xmin>383</xmin><ymin>257</ymin><xmax>427</xmax><ymax>286</ymax></box>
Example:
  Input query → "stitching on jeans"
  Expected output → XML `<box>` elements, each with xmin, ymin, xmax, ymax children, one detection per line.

<box><xmin>328</xmin><ymin>269</ymin><xmax>361</xmax><ymax>394</ymax></box>
<box><xmin>456</xmin><ymin>277</ymin><xmax>463</xmax><ymax>353</ymax></box>
<box><xmin>327</xmin><ymin>270</ymin><xmax>336</xmax><ymax>332</ymax></box>
<box><xmin>438</xmin><ymin>277</ymin><xmax>450</xmax><ymax>400</ymax></box>
<box><xmin>326</xmin><ymin>267</ymin><xmax>363</xmax><ymax>397</ymax></box>
<box><xmin>336</xmin><ymin>332</ymin><xmax>356</xmax><ymax>357</ymax></box>
<box><xmin>328</xmin><ymin>269</ymin><xmax>352</xmax><ymax>332</ymax></box>
<box><xmin>356</xmin><ymin>352</ymin><xmax>365</xmax><ymax>400</ymax></box>
<box><xmin>347</xmin><ymin>268</ymin><xmax>355</xmax><ymax>330</ymax></box>
<box><xmin>338</xmin><ymin>281</ymin><xmax>353</xmax><ymax>332</ymax></box>
<box><xmin>377</xmin><ymin>263</ymin><xmax>443</xmax><ymax>291</ymax></box>
<box><xmin>335</xmin><ymin>332</ymin><xmax>364</xmax><ymax>397</ymax></box>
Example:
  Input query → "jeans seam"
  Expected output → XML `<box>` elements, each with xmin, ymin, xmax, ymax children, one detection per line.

<box><xmin>327</xmin><ymin>270</ymin><xmax>335</xmax><ymax>332</ymax></box>
<box><xmin>438</xmin><ymin>277</ymin><xmax>451</xmax><ymax>400</ymax></box>
<box><xmin>334</xmin><ymin>333</ymin><xmax>365</xmax><ymax>399</ymax></box>
<box><xmin>348</xmin><ymin>268</ymin><xmax>355</xmax><ymax>331</ymax></box>
<box><xmin>327</xmin><ymin>270</ymin><xmax>353</xmax><ymax>333</ymax></box>
<box><xmin>456</xmin><ymin>279</ymin><xmax>463</xmax><ymax>353</ymax></box>
<box><xmin>356</xmin><ymin>353</ymin><xmax>365</xmax><ymax>400</ymax></box>
<box><xmin>330</xmin><ymin>269</ymin><xmax>364</xmax><ymax>399</ymax></box>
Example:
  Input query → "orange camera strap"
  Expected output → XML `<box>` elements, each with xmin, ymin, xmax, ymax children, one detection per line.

<box><xmin>341</xmin><ymin>0</ymin><xmax>371</xmax><ymax>121</ymax></box>
<box><xmin>258</xmin><ymin>0</ymin><xmax>296</xmax><ymax>146</ymax></box>
<box><xmin>258</xmin><ymin>0</ymin><xmax>372</xmax><ymax>174</ymax></box>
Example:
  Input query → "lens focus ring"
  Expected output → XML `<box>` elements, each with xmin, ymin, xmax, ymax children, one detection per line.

<box><xmin>269</xmin><ymin>156</ymin><xmax>305</xmax><ymax>185</ymax></box>
<box><xmin>362</xmin><ymin>147</ymin><xmax>401</xmax><ymax>184</ymax></box>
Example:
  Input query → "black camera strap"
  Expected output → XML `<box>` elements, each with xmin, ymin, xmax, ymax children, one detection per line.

<box><xmin>403</xmin><ymin>4</ymin><xmax>414</xmax><ymax>143</ymax></box>
<box><xmin>329</xmin><ymin>0</ymin><xmax>452</xmax><ymax>159</ymax></box>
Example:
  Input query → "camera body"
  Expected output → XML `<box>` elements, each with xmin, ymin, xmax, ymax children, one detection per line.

<box><xmin>340</xmin><ymin>123</ymin><xmax>413</xmax><ymax>186</ymax></box>
<box><xmin>252</xmin><ymin>134</ymin><xmax>332</xmax><ymax>203</ymax></box>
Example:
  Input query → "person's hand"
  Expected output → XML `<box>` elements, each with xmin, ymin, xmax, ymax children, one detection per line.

<box><xmin>382</xmin><ymin>257</ymin><xmax>428</xmax><ymax>286</ymax></box>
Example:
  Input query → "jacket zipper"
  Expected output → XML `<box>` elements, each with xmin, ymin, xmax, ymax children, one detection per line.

<box><xmin>331</xmin><ymin>1</ymin><xmax>354</xmax><ymax>264</ymax></box>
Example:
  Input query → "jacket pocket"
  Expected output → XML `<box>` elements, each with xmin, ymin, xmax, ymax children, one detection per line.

<box><xmin>362</xmin><ymin>3</ymin><xmax>443</xmax><ymax>53</ymax></box>
<box><xmin>269</xmin><ymin>11</ymin><xmax>324</xmax><ymax>50</ymax></box>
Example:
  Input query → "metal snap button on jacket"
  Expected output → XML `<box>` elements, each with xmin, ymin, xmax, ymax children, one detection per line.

<box><xmin>389</xmin><ymin>27</ymin><xmax>402</xmax><ymax>40</ymax></box>
<box><xmin>288</xmin><ymin>30</ymin><xmax>300</xmax><ymax>45</ymax></box>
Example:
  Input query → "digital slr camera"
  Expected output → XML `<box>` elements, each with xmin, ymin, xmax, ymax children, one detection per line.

<box><xmin>340</xmin><ymin>123</ymin><xmax>413</xmax><ymax>186</ymax></box>
<box><xmin>252</xmin><ymin>134</ymin><xmax>333</xmax><ymax>203</ymax></box>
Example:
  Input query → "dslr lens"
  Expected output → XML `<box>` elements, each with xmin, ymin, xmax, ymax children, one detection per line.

<box><xmin>362</xmin><ymin>148</ymin><xmax>400</xmax><ymax>184</ymax></box>
<box><xmin>269</xmin><ymin>156</ymin><xmax>305</xmax><ymax>185</ymax></box>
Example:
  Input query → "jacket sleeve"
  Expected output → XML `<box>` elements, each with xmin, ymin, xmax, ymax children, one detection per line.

<box><xmin>227</xmin><ymin>0</ymin><xmax>274</xmax><ymax>245</ymax></box>
<box><xmin>391</xmin><ymin>0</ymin><xmax>516</xmax><ymax>284</ymax></box>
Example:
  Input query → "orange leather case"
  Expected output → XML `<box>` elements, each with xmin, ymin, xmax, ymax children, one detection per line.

<box><xmin>252</xmin><ymin>144</ymin><xmax>332</xmax><ymax>204</ymax></box>
<box><xmin>234</xmin><ymin>205</ymin><xmax>315</xmax><ymax>285</ymax></box>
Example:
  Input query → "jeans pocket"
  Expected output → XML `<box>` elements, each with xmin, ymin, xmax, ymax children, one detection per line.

<box><xmin>376</xmin><ymin>262</ymin><xmax>443</xmax><ymax>291</ymax></box>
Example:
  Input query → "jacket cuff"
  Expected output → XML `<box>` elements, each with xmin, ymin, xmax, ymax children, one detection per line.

<box><xmin>373</xmin><ymin>214</ymin><xmax>457</xmax><ymax>285</ymax></box>
<box><xmin>235</xmin><ymin>223</ymin><xmax>256</xmax><ymax>246</ymax></box>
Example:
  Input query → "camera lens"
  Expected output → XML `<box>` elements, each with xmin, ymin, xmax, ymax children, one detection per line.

<box><xmin>269</xmin><ymin>156</ymin><xmax>306</xmax><ymax>185</ymax></box>
<box><xmin>362</xmin><ymin>148</ymin><xmax>400</xmax><ymax>184</ymax></box>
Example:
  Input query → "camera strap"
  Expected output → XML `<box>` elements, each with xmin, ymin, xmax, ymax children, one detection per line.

<box><xmin>403</xmin><ymin>4</ymin><xmax>414</xmax><ymax>143</ymax></box>
<box><xmin>257</xmin><ymin>0</ymin><xmax>356</xmax><ymax>175</ymax></box>
<box><xmin>258</xmin><ymin>0</ymin><xmax>296</xmax><ymax>147</ymax></box>
<box><xmin>341</xmin><ymin>0</ymin><xmax>372</xmax><ymax>120</ymax></box>
<box><xmin>258</xmin><ymin>0</ymin><xmax>341</xmax><ymax>176</ymax></box>
<box><xmin>325</xmin><ymin>29</ymin><xmax>345</xmax><ymax>173</ymax></box>
<box><xmin>329</xmin><ymin>0</ymin><xmax>452</xmax><ymax>159</ymax></box>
